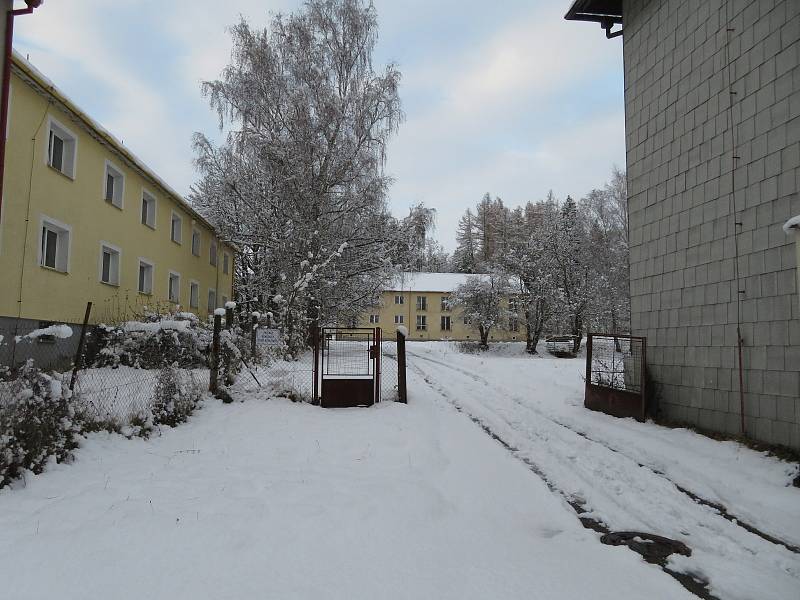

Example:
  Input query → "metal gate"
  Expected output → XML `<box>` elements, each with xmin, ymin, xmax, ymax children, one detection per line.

<box><xmin>584</xmin><ymin>333</ymin><xmax>647</xmax><ymax>421</ymax></box>
<box><xmin>315</xmin><ymin>327</ymin><xmax>381</xmax><ymax>408</ymax></box>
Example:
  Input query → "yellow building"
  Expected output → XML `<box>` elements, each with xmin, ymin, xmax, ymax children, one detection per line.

<box><xmin>357</xmin><ymin>272</ymin><xmax>523</xmax><ymax>342</ymax></box>
<box><xmin>0</xmin><ymin>52</ymin><xmax>234</xmax><ymax>341</ymax></box>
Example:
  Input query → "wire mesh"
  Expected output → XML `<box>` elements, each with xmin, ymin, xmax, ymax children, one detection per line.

<box><xmin>322</xmin><ymin>330</ymin><xmax>373</xmax><ymax>376</ymax></box>
<box><xmin>379</xmin><ymin>339</ymin><xmax>399</xmax><ymax>401</ymax></box>
<box><xmin>588</xmin><ymin>335</ymin><xmax>644</xmax><ymax>394</ymax></box>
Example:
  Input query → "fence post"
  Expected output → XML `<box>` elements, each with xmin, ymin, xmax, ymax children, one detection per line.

<box><xmin>312</xmin><ymin>325</ymin><xmax>320</xmax><ymax>405</ymax></box>
<box><xmin>375</xmin><ymin>327</ymin><xmax>381</xmax><ymax>402</ymax></box>
<box><xmin>585</xmin><ymin>333</ymin><xmax>593</xmax><ymax>387</ymax></box>
<box><xmin>69</xmin><ymin>301</ymin><xmax>93</xmax><ymax>391</ymax></box>
<box><xmin>210</xmin><ymin>313</ymin><xmax>221</xmax><ymax>394</ymax></box>
<box><xmin>396</xmin><ymin>329</ymin><xmax>407</xmax><ymax>403</ymax></box>
<box><xmin>250</xmin><ymin>313</ymin><xmax>258</xmax><ymax>359</ymax></box>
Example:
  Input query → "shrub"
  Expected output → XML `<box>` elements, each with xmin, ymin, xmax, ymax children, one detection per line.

<box><xmin>151</xmin><ymin>365</ymin><xmax>203</xmax><ymax>427</ymax></box>
<box><xmin>0</xmin><ymin>360</ymin><xmax>82</xmax><ymax>488</ymax></box>
<box><xmin>87</xmin><ymin>312</ymin><xmax>212</xmax><ymax>370</ymax></box>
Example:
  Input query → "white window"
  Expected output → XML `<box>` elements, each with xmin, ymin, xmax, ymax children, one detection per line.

<box><xmin>394</xmin><ymin>294</ymin><xmax>404</xmax><ymax>305</ymax></box>
<box><xmin>191</xmin><ymin>229</ymin><xmax>201</xmax><ymax>257</ymax></box>
<box><xmin>98</xmin><ymin>242</ymin><xmax>121</xmax><ymax>285</ymax></box>
<box><xmin>141</xmin><ymin>190</ymin><xmax>156</xmax><ymax>228</ymax></box>
<box><xmin>441</xmin><ymin>296</ymin><xmax>451</xmax><ymax>312</ymax></box>
<box><xmin>440</xmin><ymin>316</ymin><xmax>451</xmax><ymax>331</ymax></box>
<box><xmin>39</xmin><ymin>216</ymin><xmax>71</xmax><ymax>272</ymax></box>
<box><xmin>416</xmin><ymin>315</ymin><xmax>427</xmax><ymax>331</ymax></box>
<box><xmin>509</xmin><ymin>318</ymin><xmax>519</xmax><ymax>332</ymax></box>
<box><xmin>189</xmin><ymin>280</ymin><xmax>199</xmax><ymax>309</ymax></box>
<box><xmin>103</xmin><ymin>160</ymin><xmax>124</xmax><ymax>209</ymax></box>
<box><xmin>463</xmin><ymin>315</ymin><xmax>472</xmax><ymax>325</ymax></box>
<box><xmin>369</xmin><ymin>314</ymin><xmax>379</xmax><ymax>324</ymax></box>
<box><xmin>223</xmin><ymin>252</ymin><xmax>230</xmax><ymax>274</ymax></box>
<box><xmin>210</xmin><ymin>241</ymin><xmax>218</xmax><ymax>266</ymax></box>
<box><xmin>138</xmin><ymin>259</ymin><xmax>153</xmax><ymax>294</ymax></box>
<box><xmin>394</xmin><ymin>314</ymin><xmax>404</xmax><ymax>324</ymax></box>
<box><xmin>168</xmin><ymin>271</ymin><xmax>180</xmax><ymax>304</ymax></box>
<box><xmin>207</xmin><ymin>288</ymin><xmax>217</xmax><ymax>312</ymax></box>
<box><xmin>416</xmin><ymin>295</ymin><xmax>427</xmax><ymax>311</ymax></box>
<box><xmin>171</xmin><ymin>212</ymin><xmax>182</xmax><ymax>244</ymax></box>
<box><xmin>46</xmin><ymin>117</ymin><xmax>77</xmax><ymax>178</ymax></box>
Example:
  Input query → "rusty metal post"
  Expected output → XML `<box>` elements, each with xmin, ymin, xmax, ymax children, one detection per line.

<box><xmin>225</xmin><ymin>305</ymin><xmax>233</xmax><ymax>330</ymax></box>
<box><xmin>250</xmin><ymin>313</ymin><xmax>258</xmax><ymax>360</ymax></box>
<box><xmin>210</xmin><ymin>313</ymin><xmax>221</xmax><ymax>394</ymax></box>
<box><xmin>69</xmin><ymin>301</ymin><xmax>93</xmax><ymax>391</ymax></box>
<box><xmin>396</xmin><ymin>329</ymin><xmax>407</xmax><ymax>403</ymax></box>
<box><xmin>640</xmin><ymin>336</ymin><xmax>648</xmax><ymax>421</ymax></box>
<box><xmin>312</xmin><ymin>325</ymin><xmax>320</xmax><ymax>405</ymax></box>
<box><xmin>375</xmin><ymin>327</ymin><xmax>381</xmax><ymax>402</ymax></box>
<box><xmin>585</xmin><ymin>333</ymin><xmax>593</xmax><ymax>386</ymax></box>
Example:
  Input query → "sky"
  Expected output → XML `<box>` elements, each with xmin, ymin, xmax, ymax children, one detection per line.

<box><xmin>14</xmin><ymin>0</ymin><xmax>625</xmax><ymax>250</ymax></box>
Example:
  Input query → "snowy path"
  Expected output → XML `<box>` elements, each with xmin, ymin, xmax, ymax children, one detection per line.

<box><xmin>0</xmin><ymin>384</ymin><xmax>695</xmax><ymax>599</ymax></box>
<box><xmin>406</xmin><ymin>343</ymin><xmax>800</xmax><ymax>600</ymax></box>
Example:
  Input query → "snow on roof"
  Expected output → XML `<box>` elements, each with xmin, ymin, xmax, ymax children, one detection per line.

<box><xmin>387</xmin><ymin>272</ymin><xmax>517</xmax><ymax>292</ymax></box>
<box><xmin>10</xmin><ymin>51</ymin><xmax>226</xmax><ymax>243</ymax></box>
<box><xmin>783</xmin><ymin>215</ymin><xmax>800</xmax><ymax>234</ymax></box>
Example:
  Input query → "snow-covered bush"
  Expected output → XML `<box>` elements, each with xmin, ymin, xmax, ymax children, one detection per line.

<box><xmin>87</xmin><ymin>312</ymin><xmax>212</xmax><ymax>370</ymax></box>
<box><xmin>0</xmin><ymin>360</ymin><xmax>82</xmax><ymax>488</ymax></box>
<box><xmin>151</xmin><ymin>365</ymin><xmax>203</xmax><ymax>427</ymax></box>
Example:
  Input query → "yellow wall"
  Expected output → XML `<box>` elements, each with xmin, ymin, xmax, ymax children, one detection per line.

<box><xmin>357</xmin><ymin>290</ymin><xmax>523</xmax><ymax>342</ymax></box>
<box><xmin>0</xmin><ymin>65</ymin><xmax>234</xmax><ymax>325</ymax></box>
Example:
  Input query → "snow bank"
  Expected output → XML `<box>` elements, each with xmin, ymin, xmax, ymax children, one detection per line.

<box><xmin>16</xmin><ymin>324</ymin><xmax>73</xmax><ymax>342</ymax></box>
<box><xmin>122</xmin><ymin>320</ymin><xmax>189</xmax><ymax>333</ymax></box>
<box><xmin>783</xmin><ymin>214</ymin><xmax>800</xmax><ymax>234</ymax></box>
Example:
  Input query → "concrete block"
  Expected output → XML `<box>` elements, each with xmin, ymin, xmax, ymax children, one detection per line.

<box><xmin>780</xmin><ymin>371</ymin><xmax>800</xmax><ymax>398</ymax></box>
<box><xmin>760</xmin><ymin>394</ymin><xmax>777</xmax><ymax>420</ymax></box>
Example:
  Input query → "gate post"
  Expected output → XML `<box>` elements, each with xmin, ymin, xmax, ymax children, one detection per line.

<box><xmin>210</xmin><ymin>313</ymin><xmax>221</xmax><ymax>394</ymax></box>
<box><xmin>312</xmin><ymin>325</ymin><xmax>320</xmax><ymax>405</ymax></box>
<box><xmin>396</xmin><ymin>328</ymin><xmax>407</xmax><ymax>403</ymax></box>
<box><xmin>375</xmin><ymin>327</ymin><xmax>382</xmax><ymax>402</ymax></box>
<box><xmin>250</xmin><ymin>313</ymin><xmax>258</xmax><ymax>360</ymax></box>
<box><xmin>70</xmin><ymin>301</ymin><xmax>93</xmax><ymax>392</ymax></box>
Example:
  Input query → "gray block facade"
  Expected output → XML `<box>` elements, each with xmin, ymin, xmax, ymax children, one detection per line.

<box><xmin>622</xmin><ymin>0</ymin><xmax>800</xmax><ymax>447</ymax></box>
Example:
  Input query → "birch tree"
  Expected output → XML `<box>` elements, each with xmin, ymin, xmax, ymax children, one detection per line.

<box><xmin>191</xmin><ymin>0</ymin><xmax>402</xmax><ymax>352</ymax></box>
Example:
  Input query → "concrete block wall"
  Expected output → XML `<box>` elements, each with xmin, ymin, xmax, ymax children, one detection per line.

<box><xmin>622</xmin><ymin>0</ymin><xmax>800</xmax><ymax>448</ymax></box>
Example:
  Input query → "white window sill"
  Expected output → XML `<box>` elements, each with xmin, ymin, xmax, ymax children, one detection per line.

<box><xmin>40</xmin><ymin>264</ymin><xmax>68</xmax><ymax>275</ymax></box>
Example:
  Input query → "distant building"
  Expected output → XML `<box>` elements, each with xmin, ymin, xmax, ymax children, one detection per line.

<box><xmin>356</xmin><ymin>272</ymin><xmax>523</xmax><ymax>342</ymax></box>
<box><xmin>0</xmin><ymin>53</ymin><xmax>235</xmax><ymax>364</ymax></box>
<box><xmin>567</xmin><ymin>1</ymin><xmax>799</xmax><ymax>448</ymax></box>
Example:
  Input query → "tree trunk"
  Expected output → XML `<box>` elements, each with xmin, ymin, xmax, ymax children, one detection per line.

<box><xmin>572</xmin><ymin>313</ymin><xmax>583</xmax><ymax>354</ymax></box>
<box><xmin>524</xmin><ymin>307</ymin><xmax>536</xmax><ymax>354</ymax></box>
<box><xmin>479</xmin><ymin>324</ymin><xmax>490</xmax><ymax>349</ymax></box>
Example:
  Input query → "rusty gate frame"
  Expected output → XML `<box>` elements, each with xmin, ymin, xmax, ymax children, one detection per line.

<box><xmin>584</xmin><ymin>333</ymin><xmax>648</xmax><ymax>421</ymax></box>
<box><xmin>313</xmin><ymin>326</ymin><xmax>381</xmax><ymax>408</ymax></box>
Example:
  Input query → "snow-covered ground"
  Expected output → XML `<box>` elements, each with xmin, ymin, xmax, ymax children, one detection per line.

<box><xmin>407</xmin><ymin>342</ymin><xmax>800</xmax><ymax>600</ymax></box>
<box><xmin>1</xmin><ymin>342</ymin><xmax>797</xmax><ymax>599</ymax></box>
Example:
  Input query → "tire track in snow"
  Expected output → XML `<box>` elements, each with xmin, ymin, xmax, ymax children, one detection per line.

<box><xmin>407</xmin><ymin>350</ymin><xmax>800</xmax><ymax>600</ymax></box>
<box><xmin>408</xmin><ymin>349</ymin><xmax>800</xmax><ymax>554</ymax></box>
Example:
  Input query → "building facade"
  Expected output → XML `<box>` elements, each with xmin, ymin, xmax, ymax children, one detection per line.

<box><xmin>568</xmin><ymin>0</ymin><xmax>800</xmax><ymax>448</ymax></box>
<box><xmin>0</xmin><ymin>53</ymin><xmax>234</xmax><ymax>364</ymax></box>
<box><xmin>356</xmin><ymin>272</ymin><xmax>523</xmax><ymax>342</ymax></box>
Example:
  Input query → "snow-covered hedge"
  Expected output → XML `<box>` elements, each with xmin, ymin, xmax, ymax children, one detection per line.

<box><xmin>0</xmin><ymin>360</ymin><xmax>82</xmax><ymax>488</ymax></box>
<box><xmin>87</xmin><ymin>312</ymin><xmax>212</xmax><ymax>370</ymax></box>
<box><xmin>151</xmin><ymin>365</ymin><xmax>204</xmax><ymax>428</ymax></box>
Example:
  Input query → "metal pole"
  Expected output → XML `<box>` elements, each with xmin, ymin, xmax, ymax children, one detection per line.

<box><xmin>396</xmin><ymin>329</ymin><xmax>407</xmax><ymax>404</ymax></box>
<box><xmin>69</xmin><ymin>301</ymin><xmax>92</xmax><ymax>391</ymax></box>
<box><xmin>312</xmin><ymin>325</ymin><xmax>320</xmax><ymax>405</ymax></box>
<box><xmin>250</xmin><ymin>313</ymin><xmax>257</xmax><ymax>359</ymax></box>
<box><xmin>210</xmin><ymin>313</ymin><xmax>221</xmax><ymax>394</ymax></box>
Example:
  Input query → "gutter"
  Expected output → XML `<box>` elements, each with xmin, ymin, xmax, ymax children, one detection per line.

<box><xmin>0</xmin><ymin>0</ymin><xmax>41</xmax><ymax>222</ymax></box>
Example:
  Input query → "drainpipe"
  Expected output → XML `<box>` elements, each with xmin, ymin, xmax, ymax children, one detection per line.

<box><xmin>0</xmin><ymin>0</ymin><xmax>42</xmax><ymax>221</ymax></box>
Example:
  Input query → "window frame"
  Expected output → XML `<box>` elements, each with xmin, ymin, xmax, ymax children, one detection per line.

<box><xmin>440</xmin><ymin>315</ymin><xmax>451</xmax><ymax>331</ymax></box>
<box><xmin>416</xmin><ymin>295</ymin><xmax>427</xmax><ymax>311</ymax></box>
<box><xmin>416</xmin><ymin>314</ymin><xmax>427</xmax><ymax>331</ymax></box>
<box><xmin>394</xmin><ymin>294</ymin><xmax>404</xmax><ymax>305</ymax></box>
<box><xmin>223</xmin><ymin>252</ymin><xmax>230</xmax><ymax>275</ymax></box>
<box><xmin>38</xmin><ymin>215</ymin><xmax>71</xmax><ymax>273</ymax></box>
<box><xmin>369</xmin><ymin>314</ymin><xmax>380</xmax><ymax>324</ymax></box>
<box><xmin>210</xmin><ymin>240</ymin><xmax>218</xmax><ymax>267</ymax></box>
<box><xmin>191</xmin><ymin>227</ymin><xmax>202</xmax><ymax>257</ymax></box>
<box><xmin>207</xmin><ymin>288</ymin><xmax>217</xmax><ymax>313</ymax></box>
<box><xmin>440</xmin><ymin>296</ymin><xmax>451</xmax><ymax>312</ymax></box>
<box><xmin>141</xmin><ymin>189</ymin><xmax>157</xmax><ymax>229</ymax></box>
<box><xmin>98</xmin><ymin>241</ymin><xmax>122</xmax><ymax>286</ymax></box>
<box><xmin>45</xmin><ymin>116</ymin><xmax>77</xmax><ymax>179</ymax></box>
<box><xmin>137</xmin><ymin>258</ymin><xmax>154</xmax><ymax>295</ymax></box>
<box><xmin>189</xmin><ymin>279</ymin><xmax>200</xmax><ymax>309</ymax></box>
<box><xmin>170</xmin><ymin>211</ymin><xmax>183</xmax><ymax>245</ymax></box>
<box><xmin>394</xmin><ymin>314</ymin><xmax>404</xmax><ymax>324</ymax></box>
<box><xmin>102</xmin><ymin>159</ymin><xmax>125</xmax><ymax>209</ymax></box>
<box><xmin>168</xmin><ymin>270</ymin><xmax>181</xmax><ymax>304</ymax></box>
